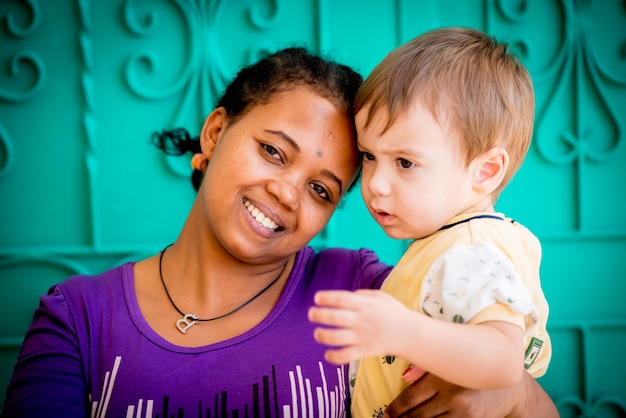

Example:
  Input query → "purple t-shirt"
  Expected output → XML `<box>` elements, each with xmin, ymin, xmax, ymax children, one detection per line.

<box><xmin>2</xmin><ymin>246</ymin><xmax>390</xmax><ymax>418</ymax></box>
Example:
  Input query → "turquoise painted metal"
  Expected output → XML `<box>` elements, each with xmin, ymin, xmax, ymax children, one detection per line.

<box><xmin>1</xmin><ymin>1</ymin><xmax>625</xmax><ymax>416</ymax></box>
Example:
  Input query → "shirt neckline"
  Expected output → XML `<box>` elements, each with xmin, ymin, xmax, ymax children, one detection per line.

<box><xmin>122</xmin><ymin>248</ymin><xmax>308</xmax><ymax>353</ymax></box>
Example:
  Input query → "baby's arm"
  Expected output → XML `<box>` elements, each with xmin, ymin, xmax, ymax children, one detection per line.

<box><xmin>308</xmin><ymin>289</ymin><xmax>524</xmax><ymax>389</ymax></box>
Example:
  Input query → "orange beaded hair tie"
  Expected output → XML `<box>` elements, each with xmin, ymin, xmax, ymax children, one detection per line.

<box><xmin>190</xmin><ymin>153</ymin><xmax>208</xmax><ymax>172</ymax></box>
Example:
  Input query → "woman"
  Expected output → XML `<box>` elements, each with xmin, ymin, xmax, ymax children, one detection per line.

<box><xmin>2</xmin><ymin>48</ymin><xmax>556</xmax><ymax>417</ymax></box>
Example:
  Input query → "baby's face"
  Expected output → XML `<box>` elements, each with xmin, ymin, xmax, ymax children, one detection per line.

<box><xmin>355</xmin><ymin>100</ymin><xmax>481</xmax><ymax>240</ymax></box>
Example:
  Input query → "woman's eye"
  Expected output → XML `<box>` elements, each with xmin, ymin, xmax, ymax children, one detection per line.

<box><xmin>398</xmin><ymin>158</ymin><xmax>415</xmax><ymax>169</ymax></box>
<box><xmin>261</xmin><ymin>143</ymin><xmax>282</xmax><ymax>161</ymax></box>
<box><xmin>362</xmin><ymin>152</ymin><xmax>375</xmax><ymax>162</ymax></box>
<box><xmin>309</xmin><ymin>183</ymin><xmax>330</xmax><ymax>201</ymax></box>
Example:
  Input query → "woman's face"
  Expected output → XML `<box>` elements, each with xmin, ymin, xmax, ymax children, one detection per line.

<box><xmin>199</xmin><ymin>87</ymin><xmax>360</xmax><ymax>264</ymax></box>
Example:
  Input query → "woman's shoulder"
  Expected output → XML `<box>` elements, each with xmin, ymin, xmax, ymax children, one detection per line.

<box><xmin>298</xmin><ymin>246</ymin><xmax>392</xmax><ymax>289</ymax></box>
<box><xmin>300</xmin><ymin>245</ymin><xmax>380</xmax><ymax>265</ymax></box>
<box><xmin>25</xmin><ymin>263</ymin><xmax>136</xmax><ymax>345</ymax></box>
<box><xmin>52</xmin><ymin>262</ymin><xmax>134</xmax><ymax>304</ymax></box>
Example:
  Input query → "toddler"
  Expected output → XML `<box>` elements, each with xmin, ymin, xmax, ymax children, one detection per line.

<box><xmin>309</xmin><ymin>27</ymin><xmax>551</xmax><ymax>417</ymax></box>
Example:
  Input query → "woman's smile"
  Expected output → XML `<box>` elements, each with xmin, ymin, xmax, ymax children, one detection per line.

<box><xmin>243</xmin><ymin>198</ymin><xmax>281</xmax><ymax>233</ymax></box>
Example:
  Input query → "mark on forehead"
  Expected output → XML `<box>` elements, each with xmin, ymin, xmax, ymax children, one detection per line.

<box><xmin>316</xmin><ymin>150</ymin><xmax>323</xmax><ymax>158</ymax></box>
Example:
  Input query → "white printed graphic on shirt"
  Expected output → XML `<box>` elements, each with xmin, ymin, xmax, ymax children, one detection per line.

<box><xmin>421</xmin><ymin>242</ymin><xmax>538</xmax><ymax>332</ymax></box>
<box><xmin>91</xmin><ymin>356</ymin><xmax>347</xmax><ymax>418</ymax></box>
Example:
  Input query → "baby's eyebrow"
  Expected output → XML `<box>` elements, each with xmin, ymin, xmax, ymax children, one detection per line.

<box><xmin>264</xmin><ymin>130</ymin><xmax>300</xmax><ymax>153</ymax></box>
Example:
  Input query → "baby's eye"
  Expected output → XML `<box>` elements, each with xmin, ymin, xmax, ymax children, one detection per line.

<box><xmin>309</xmin><ymin>183</ymin><xmax>330</xmax><ymax>201</ymax></box>
<box><xmin>261</xmin><ymin>143</ymin><xmax>283</xmax><ymax>162</ymax></box>
<box><xmin>362</xmin><ymin>152</ymin><xmax>375</xmax><ymax>162</ymax></box>
<box><xmin>398</xmin><ymin>158</ymin><xmax>415</xmax><ymax>169</ymax></box>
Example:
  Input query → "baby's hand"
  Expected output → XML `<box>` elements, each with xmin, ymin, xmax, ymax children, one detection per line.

<box><xmin>308</xmin><ymin>289</ymin><xmax>411</xmax><ymax>364</ymax></box>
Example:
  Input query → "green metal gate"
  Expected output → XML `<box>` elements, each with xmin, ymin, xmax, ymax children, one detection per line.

<box><xmin>1</xmin><ymin>1</ymin><xmax>625</xmax><ymax>416</ymax></box>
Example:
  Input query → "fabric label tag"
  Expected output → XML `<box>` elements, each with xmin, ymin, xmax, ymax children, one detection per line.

<box><xmin>524</xmin><ymin>337</ymin><xmax>543</xmax><ymax>369</ymax></box>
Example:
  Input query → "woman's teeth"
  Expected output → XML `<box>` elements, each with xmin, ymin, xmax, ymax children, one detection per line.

<box><xmin>244</xmin><ymin>199</ymin><xmax>279</xmax><ymax>231</ymax></box>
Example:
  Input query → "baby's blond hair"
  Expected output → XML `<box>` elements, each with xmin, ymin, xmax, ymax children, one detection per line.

<box><xmin>356</xmin><ymin>27</ymin><xmax>535</xmax><ymax>197</ymax></box>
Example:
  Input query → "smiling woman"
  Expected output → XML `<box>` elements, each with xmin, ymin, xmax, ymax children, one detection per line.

<box><xmin>197</xmin><ymin>88</ymin><xmax>360</xmax><ymax>259</ymax></box>
<box><xmin>1</xmin><ymin>47</ymin><xmax>557</xmax><ymax>418</ymax></box>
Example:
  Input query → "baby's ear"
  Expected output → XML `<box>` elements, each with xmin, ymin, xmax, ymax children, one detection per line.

<box><xmin>200</xmin><ymin>107</ymin><xmax>228</xmax><ymax>158</ymax></box>
<box><xmin>471</xmin><ymin>147</ymin><xmax>509</xmax><ymax>195</ymax></box>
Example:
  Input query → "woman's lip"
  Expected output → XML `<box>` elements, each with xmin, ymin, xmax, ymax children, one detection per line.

<box><xmin>243</xmin><ymin>198</ymin><xmax>284</xmax><ymax>237</ymax></box>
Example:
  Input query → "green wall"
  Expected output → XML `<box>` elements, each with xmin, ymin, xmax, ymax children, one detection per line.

<box><xmin>1</xmin><ymin>1</ymin><xmax>625</xmax><ymax>416</ymax></box>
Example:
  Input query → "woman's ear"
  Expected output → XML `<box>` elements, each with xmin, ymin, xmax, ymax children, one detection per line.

<box><xmin>200</xmin><ymin>107</ymin><xmax>228</xmax><ymax>158</ymax></box>
<box><xmin>472</xmin><ymin>147</ymin><xmax>509</xmax><ymax>195</ymax></box>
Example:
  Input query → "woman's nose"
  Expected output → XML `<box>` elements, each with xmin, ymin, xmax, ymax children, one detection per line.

<box><xmin>266</xmin><ymin>175</ymin><xmax>300</xmax><ymax>211</ymax></box>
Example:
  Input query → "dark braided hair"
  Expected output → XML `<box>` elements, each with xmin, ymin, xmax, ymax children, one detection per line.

<box><xmin>151</xmin><ymin>128</ymin><xmax>204</xmax><ymax>191</ymax></box>
<box><xmin>152</xmin><ymin>47</ymin><xmax>362</xmax><ymax>192</ymax></box>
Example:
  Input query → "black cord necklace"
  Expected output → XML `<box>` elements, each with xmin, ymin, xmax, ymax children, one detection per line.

<box><xmin>159</xmin><ymin>244</ymin><xmax>287</xmax><ymax>334</ymax></box>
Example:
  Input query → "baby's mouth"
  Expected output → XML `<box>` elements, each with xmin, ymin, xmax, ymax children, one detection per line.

<box><xmin>244</xmin><ymin>199</ymin><xmax>281</xmax><ymax>231</ymax></box>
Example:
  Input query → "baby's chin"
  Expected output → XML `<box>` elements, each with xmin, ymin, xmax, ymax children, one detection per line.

<box><xmin>380</xmin><ymin>224</ymin><xmax>431</xmax><ymax>241</ymax></box>
<box><xmin>378</xmin><ymin>225</ymin><xmax>412</xmax><ymax>241</ymax></box>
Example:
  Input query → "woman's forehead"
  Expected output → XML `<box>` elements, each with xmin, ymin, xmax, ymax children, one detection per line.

<box><xmin>249</xmin><ymin>88</ymin><xmax>355</xmax><ymax>147</ymax></box>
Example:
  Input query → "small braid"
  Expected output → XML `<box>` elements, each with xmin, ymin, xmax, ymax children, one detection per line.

<box><xmin>151</xmin><ymin>128</ymin><xmax>204</xmax><ymax>191</ymax></box>
<box><xmin>151</xmin><ymin>128</ymin><xmax>201</xmax><ymax>155</ymax></box>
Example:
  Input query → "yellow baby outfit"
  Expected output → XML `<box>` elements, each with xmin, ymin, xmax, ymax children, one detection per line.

<box><xmin>350</xmin><ymin>212</ymin><xmax>551</xmax><ymax>418</ymax></box>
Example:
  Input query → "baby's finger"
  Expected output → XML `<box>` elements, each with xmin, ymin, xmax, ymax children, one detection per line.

<box><xmin>312</xmin><ymin>326</ymin><xmax>355</xmax><ymax>346</ymax></box>
<box><xmin>401</xmin><ymin>364</ymin><xmax>426</xmax><ymax>383</ymax></box>
<box><xmin>313</xmin><ymin>290</ymin><xmax>363</xmax><ymax>309</ymax></box>
<box><xmin>324</xmin><ymin>347</ymin><xmax>358</xmax><ymax>365</ymax></box>
<box><xmin>308</xmin><ymin>306</ymin><xmax>355</xmax><ymax>328</ymax></box>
